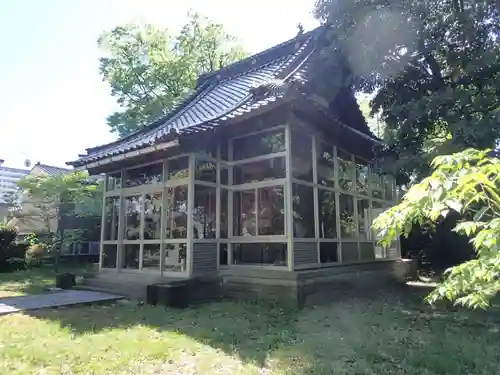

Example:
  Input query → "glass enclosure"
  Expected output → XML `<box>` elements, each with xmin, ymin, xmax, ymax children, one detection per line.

<box><xmin>100</xmin><ymin>123</ymin><xmax>398</xmax><ymax>276</ymax></box>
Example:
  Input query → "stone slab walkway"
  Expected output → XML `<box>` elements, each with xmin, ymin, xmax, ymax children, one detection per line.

<box><xmin>0</xmin><ymin>290</ymin><xmax>123</xmax><ymax>316</ymax></box>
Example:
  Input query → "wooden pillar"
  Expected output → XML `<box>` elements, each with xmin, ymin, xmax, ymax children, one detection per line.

<box><xmin>284</xmin><ymin>124</ymin><xmax>294</xmax><ymax>271</ymax></box>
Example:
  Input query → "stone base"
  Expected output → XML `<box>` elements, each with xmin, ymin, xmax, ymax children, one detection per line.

<box><xmin>81</xmin><ymin>260</ymin><xmax>404</xmax><ymax>308</ymax></box>
<box><xmin>221</xmin><ymin>260</ymin><xmax>404</xmax><ymax>309</ymax></box>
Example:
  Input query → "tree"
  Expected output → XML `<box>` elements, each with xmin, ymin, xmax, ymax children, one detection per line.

<box><xmin>15</xmin><ymin>172</ymin><xmax>103</xmax><ymax>271</ymax></box>
<box><xmin>373</xmin><ymin>148</ymin><xmax>500</xmax><ymax>309</ymax></box>
<box><xmin>314</xmin><ymin>0</ymin><xmax>500</xmax><ymax>185</ymax></box>
<box><xmin>357</xmin><ymin>94</ymin><xmax>385</xmax><ymax>138</ymax></box>
<box><xmin>99</xmin><ymin>11</ymin><xmax>247</xmax><ymax>137</ymax></box>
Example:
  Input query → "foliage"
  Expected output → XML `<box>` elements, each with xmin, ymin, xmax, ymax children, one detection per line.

<box><xmin>99</xmin><ymin>11</ymin><xmax>247</xmax><ymax>137</ymax></box>
<box><xmin>373</xmin><ymin>148</ymin><xmax>500</xmax><ymax>309</ymax></box>
<box><xmin>14</xmin><ymin>172</ymin><xmax>103</xmax><ymax>270</ymax></box>
<box><xmin>2</xmin><ymin>190</ymin><xmax>22</xmax><ymax>220</ymax></box>
<box><xmin>314</xmin><ymin>0</ymin><xmax>500</xmax><ymax>185</ymax></box>
<box><xmin>0</xmin><ymin>225</ymin><xmax>26</xmax><ymax>272</ymax></box>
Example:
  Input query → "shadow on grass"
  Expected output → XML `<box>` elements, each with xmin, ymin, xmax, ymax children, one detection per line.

<box><xmin>2</xmin><ymin>274</ymin><xmax>499</xmax><ymax>374</ymax></box>
<box><xmin>0</xmin><ymin>266</ymin><xmax>94</xmax><ymax>296</ymax></box>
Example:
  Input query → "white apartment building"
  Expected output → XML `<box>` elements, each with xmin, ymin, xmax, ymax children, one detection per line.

<box><xmin>0</xmin><ymin>159</ymin><xmax>28</xmax><ymax>203</ymax></box>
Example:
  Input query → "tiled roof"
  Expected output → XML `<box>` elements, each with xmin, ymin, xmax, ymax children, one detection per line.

<box><xmin>69</xmin><ymin>27</ymin><xmax>324</xmax><ymax>166</ymax></box>
<box><xmin>35</xmin><ymin>163</ymin><xmax>72</xmax><ymax>176</ymax></box>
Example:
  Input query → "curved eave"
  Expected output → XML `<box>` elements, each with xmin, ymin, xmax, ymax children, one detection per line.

<box><xmin>68</xmin><ymin>33</ymin><xmax>318</xmax><ymax>168</ymax></box>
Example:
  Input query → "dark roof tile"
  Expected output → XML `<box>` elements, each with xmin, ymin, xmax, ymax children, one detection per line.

<box><xmin>69</xmin><ymin>28</ymin><xmax>326</xmax><ymax>166</ymax></box>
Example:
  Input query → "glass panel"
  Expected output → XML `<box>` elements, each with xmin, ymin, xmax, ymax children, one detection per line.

<box><xmin>143</xmin><ymin>193</ymin><xmax>162</xmax><ymax>240</ymax></box>
<box><xmin>220</xmin><ymin>189</ymin><xmax>228</xmax><ymax>238</ymax></box>
<box><xmin>293</xmin><ymin>184</ymin><xmax>315</xmax><ymax>238</ymax></box>
<box><xmin>388</xmin><ymin>241</ymin><xmax>399</xmax><ymax>258</ymax></box>
<box><xmin>142</xmin><ymin>243</ymin><xmax>161</xmax><ymax>270</ymax></box>
<box><xmin>232</xmin><ymin>129</ymin><xmax>285</xmax><ymax>160</ymax></box>
<box><xmin>164</xmin><ymin>186</ymin><xmax>188</xmax><ymax>239</ymax></box>
<box><xmin>79</xmin><ymin>243</ymin><xmax>90</xmax><ymax>255</ymax></box>
<box><xmin>164</xmin><ymin>243</ymin><xmax>186</xmax><ymax>272</ymax></box>
<box><xmin>103</xmin><ymin>197</ymin><xmax>120</xmax><ymax>241</ymax></box>
<box><xmin>317</xmin><ymin>142</ymin><xmax>335</xmax><ymax>187</ymax></box>
<box><xmin>355</xmin><ymin>157</ymin><xmax>369</xmax><ymax>195</ymax></box>
<box><xmin>233</xmin><ymin>190</ymin><xmax>256</xmax><ymax>236</ymax></box>
<box><xmin>233</xmin><ymin>157</ymin><xmax>285</xmax><ymax>184</ymax></box>
<box><xmin>338</xmin><ymin>149</ymin><xmax>355</xmax><ymax>192</ymax></box>
<box><xmin>221</xmin><ymin>168</ymin><xmax>229</xmax><ymax>185</ymax></box>
<box><xmin>193</xmin><ymin>185</ymin><xmax>216</xmax><ymax>239</ymax></box>
<box><xmin>200</xmin><ymin>142</ymin><xmax>218</xmax><ymax>158</ymax></box>
<box><xmin>220</xmin><ymin>139</ymin><xmax>229</xmax><ymax>161</ymax></box>
<box><xmin>384</xmin><ymin>175</ymin><xmax>394</xmax><ymax>201</ymax></box>
<box><xmin>123</xmin><ymin>196</ymin><xmax>142</xmax><ymax>240</ymax></box>
<box><xmin>318</xmin><ymin>189</ymin><xmax>337</xmax><ymax>238</ymax></box>
<box><xmin>124</xmin><ymin>163</ymin><xmax>162</xmax><ymax>187</ymax></box>
<box><xmin>320</xmin><ymin>242</ymin><xmax>338</xmax><ymax>263</ymax></box>
<box><xmin>360</xmin><ymin>242</ymin><xmax>375</xmax><ymax>260</ymax></box>
<box><xmin>195</xmin><ymin>159</ymin><xmax>216</xmax><ymax>183</ymax></box>
<box><xmin>339</xmin><ymin>194</ymin><xmax>357</xmax><ymax>238</ymax></box>
<box><xmin>168</xmin><ymin>157</ymin><xmax>189</xmax><ymax>181</ymax></box>
<box><xmin>291</xmin><ymin>129</ymin><xmax>313</xmax><ymax>181</ymax></box>
<box><xmin>341</xmin><ymin>243</ymin><xmax>359</xmax><ymax>262</ymax></box>
<box><xmin>219</xmin><ymin>243</ymin><xmax>228</xmax><ymax>265</ymax></box>
<box><xmin>106</xmin><ymin>172</ymin><xmax>122</xmax><ymax>191</ymax></box>
<box><xmin>371</xmin><ymin>169</ymin><xmax>384</xmax><ymax>199</ymax></box>
<box><xmin>122</xmin><ymin>244</ymin><xmax>140</xmax><ymax>269</ymax></box>
<box><xmin>357</xmin><ymin>199</ymin><xmax>370</xmax><ymax>239</ymax></box>
<box><xmin>232</xmin><ymin>243</ymin><xmax>287</xmax><ymax>266</ymax></box>
<box><xmin>258</xmin><ymin>186</ymin><xmax>285</xmax><ymax>235</ymax></box>
<box><xmin>102</xmin><ymin>244</ymin><xmax>117</xmax><ymax>268</ymax></box>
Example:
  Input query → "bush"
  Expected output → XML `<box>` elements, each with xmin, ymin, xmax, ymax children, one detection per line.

<box><xmin>25</xmin><ymin>243</ymin><xmax>46</xmax><ymax>268</ymax></box>
<box><xmin>0</xmin><ymin>226</ymin><xmax>25</xmax><ymax>272</ymax></box>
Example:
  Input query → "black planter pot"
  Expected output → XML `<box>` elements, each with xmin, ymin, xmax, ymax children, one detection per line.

<box><xmin>55</xmin><ymin>273</ymin><xmax>76</xmax><ymax>289</ymax></box>
<box><xmin>157</xmin><ymin>283</ymin><xmax>189</xmax><ymax>308</ymax></box>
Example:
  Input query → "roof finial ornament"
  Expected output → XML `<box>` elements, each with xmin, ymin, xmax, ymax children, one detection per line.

<box><xmin>297</xmin><ymin>23</ymin><xmax>304</xmax><ymax>37</ymax></box>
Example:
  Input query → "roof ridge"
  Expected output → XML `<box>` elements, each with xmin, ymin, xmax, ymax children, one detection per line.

<box><xmin>197</xmin><ymin>26</ymin><xmax>324</xmax><ymax>85</ymax></box>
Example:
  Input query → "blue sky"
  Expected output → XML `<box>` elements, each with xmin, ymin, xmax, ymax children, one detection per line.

<box><xmin>0</xmin><ymin>0</ymin><xmax>318</xmax><ymax>169</ymax></box>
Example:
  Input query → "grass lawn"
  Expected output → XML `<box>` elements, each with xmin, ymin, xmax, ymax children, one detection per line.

<box><xmin>0</xmin><ymin>265</ymin><xmax>94</xmax><ymax>298</ymax></box>
<box><xmin>1</xmin><ymin>270</ymin><xmax>499</xmax><ymax>374</ymax></box>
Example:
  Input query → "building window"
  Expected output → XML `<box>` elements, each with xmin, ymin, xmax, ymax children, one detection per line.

<box><xmin>164</xmin><ymin>243</ymin><xmax>186</xmax><ymax>272</ymax></box>
<box><xmin>193</xmin><ymin>185</ymin><xmax>216</xmax><ymax>239</ymax></box>
<box><xmin>339</xmin><ymin>194</ymin><xmax>356</xmax><ymax>239</ymax></box>
<box><xmin>123</xmin><ymin>196</ymin><xmax>142</xmax><ymax>240</ymax></box>
<box><xmin>338</xmin><ymin>149</ymin><xmax>355</xmax><ymax>192</ymax></box>
<box><xmin>124</xmin><ymin>163</ymin><xmax>163</xmax><ymax>187</ymax></box>
<box><xmin>233</xmin><ymin>157</ymin><xmax>285</xmax><ymax>184</ymax></box>
<box><xmin>102</xmin><ymin>245</ymin><xmax>117</xmax><ymax>268</ymax></box>
<box><xmin>168</xmin><ymin>157</ymin><xmax>189</xmax><ymax>181</ymax></box>
<box><xmin>122</xmin><ymin>244</ymin><xmax>140</xmax><ymax>269</ymax></box>
<box><xmin>233</xmin><ymin>187</ymin><xmax>284</xmax><ymax>236</ymax></box>
<box><xmin>220</xmin><ymin>189</ymin><xmax>228</xmax><ymax>238</ymax></box>
<box><xmin>292</xmin><ymin>184</ymin><xmax>315</xmax><ymax>238</ymax></box>
<box><xmin>355</xmin><ymin>157</ymin><xmax>369</xmax><ymax>195</ymax></box>
<box><xmin>142</xmin><ymin>244</ymin><xmax>160</xmax><ymax>269</ymax></box>
<box><xmin>291</xmin><ymin>129</ymin><xmax>313</xmax><ymax>182</ymax></box>
<box><xmin>164</xmin><ymin>186</ymin><xmax>188</xmax><ymax>239</ymax></box>
<box><xmin>317</xmin><ymin>143</ymin><xmax>335</xmax><ymax>187</ymax></box>
<box><xmin>232</xmin><ymin>243</ymin><xmax>287</xmax><ymax>266</ymax></box>
<box><xmin>357</xmin><ymin>198</ymin><xmax>370</xmax><ymax>239</ymax></box>
<box><xmin>143</xmin><ymin>193</ymin><xmax>162</xmax><ymax>240</ymax></box>
<box><xmin>317</xmin><ymin>189</ymin><xmax>337</xmax><ymax>239</ymax></box>
<box><xmin>232</xmin><ymin>129</ymin><xmax>285</xmax><ymax>160</ymax></box>
<box><xmin>103</xmin><ymin>197</ymin><xmax>119</xmax><ymax>241</ymax></box>
<box><xmin>106</xmin><ymin>172</ymin><xmax>122</xmax><ymax>191</ymax></box>
<box><xmin>195</xmin><ymin>159</ymin><xmax>217</xmax><ymax>183</ymax></box>
<box><xmin>371</xmin><ymin>170</ymin><xmax>384</xmax><ymax>199</ymax></box>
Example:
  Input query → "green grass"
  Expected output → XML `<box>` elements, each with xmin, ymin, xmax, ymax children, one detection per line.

<box><xmin>1</xmin><ymin>269</ymin><xmax>499</xmax><ymax>374</ymax></box>
<box><xmin>0</xmin><ymin>265</ymin><xmax>94</xmax><ymax>297</ymax></box>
